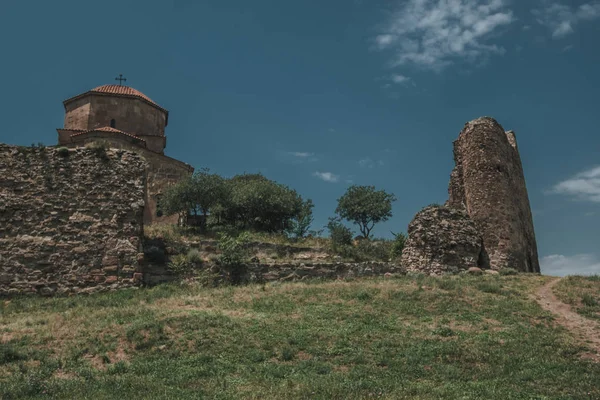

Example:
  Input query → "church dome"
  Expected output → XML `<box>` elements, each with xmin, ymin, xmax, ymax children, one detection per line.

<box><xmin>90</xmin><ymin>85</ymin><xmax>158</xmax><ymax>106</ymax></box>
<box><xmin>63</xmin><ymin>84</ymin><xmax>167</xmax><ymax>113</ymax></box>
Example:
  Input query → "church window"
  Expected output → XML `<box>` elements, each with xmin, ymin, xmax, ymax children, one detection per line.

<box><xmin>110</xmin><ymin>119</ymin><xmax>116</xmax><ymax>128</ymax></box>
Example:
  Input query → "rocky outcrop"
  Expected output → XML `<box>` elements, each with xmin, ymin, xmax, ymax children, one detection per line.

<box><xmin>0</xmin><ymin>144</ymin><xmax>146</xmax><ymax>296</ymax></box>
<box><xmin>447</xmin><ymin>117</ymin><xmax>539</xmax><ymax>272</ymax></box>
<box><xmin>401</xmin><ymin>206</ymin><xmax>485</xmax><ymax>275</ymax></box>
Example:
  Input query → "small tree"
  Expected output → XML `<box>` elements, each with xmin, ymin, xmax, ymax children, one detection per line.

<box><xmin>335</xmin><ymin>185</ymin><xmax>396</xmax><ymax>239</ymax></box>
<box><xmin>160</xmin><ymin>168</ymin><xmax>227</xmax><ymax>228</ymax></box>
<box><xmin>287</xmin><ymin>199</ymin><xmax>314</xmax><ymax>239</ymax></box>
<box><xmin>190</xmin><ymin>168</ymin><xmax>227</xmax><ymax>231</ymax></box>
<box><xmin>390</xmin><ymin>231</ymin><xmax>407</xmax><ymax>259</ymax></box>
<box><xmin>326</xmin><ymin>217</ymin><xmax>353</xmax><ymax>250</ymax></box>
<box><xmin>161</xmin><ymin>176</ymin><xmax>196</xmax><ymax>226</ymax></box>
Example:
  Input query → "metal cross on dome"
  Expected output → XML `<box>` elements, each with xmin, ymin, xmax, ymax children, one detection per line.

<box><xmin>115</xmin><ymin>74</ymin><xmax>127</xmax><ymax>86</ymax></box>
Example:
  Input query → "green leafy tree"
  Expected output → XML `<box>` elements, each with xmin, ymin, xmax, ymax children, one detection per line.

<box><xmin>219</xmin><ymin>173</ymin><xmax>305</xmax><ymax>233</ymax></box>
<box><xmin>190</xmin><ymin>168</ymin><xmax>227</xmax><ymax>230</ymax></box>
<box><xmin>161</xmin><ymin>176</ymin><xmax>196</xmax><ymax>226</ymax></box>
<box><xmin>160</xmin><ymin>168</ymin><xmax>227</xmax><ymax>228</ymax></box>
<box><xmin>287</xmin><ymin>199</ymin><xmax>314</xmax><ymax>239</ymax></box>
<box><xmin>390</xmin><ymin>231</ymin><xmax>407</xmax><ymax>259</ymax></box>
<box><xmin>335</xmin><ymin>185</ymin><xmax>396</xmax><ymax>239</ymax></box>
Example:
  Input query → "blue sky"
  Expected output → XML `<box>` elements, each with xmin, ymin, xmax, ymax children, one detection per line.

<box><xmin>1</xmin><ymin>0</ymin><xmax>599</xmax><ymax>276</ymax></box>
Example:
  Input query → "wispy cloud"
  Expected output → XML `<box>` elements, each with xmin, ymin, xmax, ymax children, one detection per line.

<box><xmin>359</xmin><ymin>158</ymin><xmax>385</xmax><ymax>169</ymax></box>
<box><xmin>359</xmin><ymin>158</ymin><xmax>375</xmax><ymax>168</ymax></box>
<box><xmin>550</xmin><ymin>166</ymin><xmax>600</xmax><ymax>202</ymax></box>
<box><xmin>374</xmin><ymin>0</ymin><xmax>515</xmax><ymax>71</ymax></box>
<box><xmin>313</xmin><ymin>171</ymin><xmax>339</xmax><ymax>183</ymax></box>
<box><xmin>541</xmin><ymin>254</ymin><xmax>600</xmax><ymax>276</ymax></box>
<box><xmin>391</xmin><ymin>74</ymin><xmax>411</xmax><ymax>84</ymax></box>
<box><xmin>288</xmin><ymin>152</ymin><xmax>314</xmax><ymax>158</ymax></box>
<box><xmin>532</xmin><ymin>1</ymin><xmax>600</xmax><ymax>38</ymax></box>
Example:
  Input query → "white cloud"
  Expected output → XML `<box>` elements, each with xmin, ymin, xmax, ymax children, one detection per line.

<box><xmin>313</xmin><ymin>171</ymin><xmax>339</xmax><ymax>183</ymax></box>
<box><xmin>288</xmin><ymin>152</ymin><xmax>314</xmax><ymax>158</ymax></box>
<box><xmin>359</xmin><ymin>158</ymin><xmax>375</xmax><ymax>168</ymax></box>
<box><xmin>374</xmin><ymin>0</ymin><xmax>515</xmax><ymax>70</ymax></box>
<box><xmin>532</xmin><ymin>1</ymin><xmax>600</xmax><ymax>38</ymax></box>
<box><xmin>358</xmin><ymin>157</ymin><xmax>385</xmax><ymax>168</ymax></box>
<box><xmin>391</xmin><ymin>74</ymin><xmax>411</xmax><ymax>84</ymax></box>
<box><xmin>550</xmin><ymin>166</ymin><xmax>600</xmax><ymax>202</ymax></box>
<box><xmin>541</xmin><ymin>254</ymin><xmax>600</xmax><ymax>276</ymax></box>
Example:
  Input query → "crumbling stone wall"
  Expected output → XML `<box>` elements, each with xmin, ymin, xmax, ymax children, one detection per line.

<box><xmin>401</xmin><ymin>206</ymin><xmax>484</xmax><ymax>275</ymax></box>
<box><xmin>447</xmin><ymin>117</ymin><xmax>539</xmax><ymax>272</ymax></box>
<box><xmin>0</xmin><ymin>144</ymin><xmax>146</xmax><ymax>296</ymax></box>
<box><xmin>143</xmin><ymin>261</ymin><xmax>405</xmax><ymax>286</ymax></box>
<box><xmin>57</xmin><ymin>136</ymin><xmax>193</xmax><ymax>225</ymax></box>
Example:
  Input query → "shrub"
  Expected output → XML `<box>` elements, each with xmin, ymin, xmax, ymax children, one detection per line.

<box><xmin>186</xmin><ymin>248</ymin><xmax>203</xmax><ymax>265</ymax></box>
<box><xmin>56</xmin><ymin>147</ymin><xmax>70</xmax><ymax>157</ymax></box>
<box><xmin>167</xmin><ymin>254</ymin><xmax>192</xmax><ymax>276</ymax></box>
<box><xmin>85</xmin><ymin>140</ymin><xmax>110</xmax><ymax>161</ymax></box>
<box><xmin>353</xmin><ymin>239</ymin><xmax>392</xmax><ymax>262</ymax></box>
<box><xmin>218</xmin><ymin>232</ymin><xmax>251</xmax><ymax>267</ymax></box>
<box><xmin>217</xmin><ymin>232</ymin><xmax>251</xmax><ymax>284</ymax></box>
<box><xmin>499</xmin><ymin>268</ymin><xmax>519</xmax><ymax>276</ymax></box>
<box><xmin>390</xmin><ymin>232</ymin><xmax>406</xmax><ymax>260</ymax></box>
<box><xmin>287</xmin><ymin>199</ymin><xmax>314</xmax><ymax>239</ymax></box>
<box><xmin>581</xmin><ymin>293</ymin><xmax>598</xmax><ymax>307</ymax></box>
<box><xmin>327</xmin><ymin>217</ymin><xmax>353</xmax><ymax>250</ymax></box>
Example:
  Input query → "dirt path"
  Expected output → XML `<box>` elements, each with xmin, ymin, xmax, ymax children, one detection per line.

<box><xmin>535</xmin><ymin>278</ymin><xmax>600</xmax><ymax>362</ymax></box>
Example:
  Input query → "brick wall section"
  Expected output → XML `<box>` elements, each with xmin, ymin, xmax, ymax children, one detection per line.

<box><xmin>0</xmin><ymin>144</ymin><xmax>146</xmax><ymax>296</ymax></box>
<box><xmin>447</xmin><ymin>117</ymin><xmax>540</xmax><ymax>272</ymax></box>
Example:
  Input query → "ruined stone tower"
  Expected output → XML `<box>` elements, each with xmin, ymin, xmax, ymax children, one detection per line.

<box><xmin>447</xmin><ymin>117</ymin><xmax>539</xmax><ymax>272</ymax></box>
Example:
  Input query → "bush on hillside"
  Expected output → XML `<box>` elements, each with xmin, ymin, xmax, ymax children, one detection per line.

<box><xmin>326</xmin><ymin>217</ymin><xmax>353</xmax><ymax>251</ymax></box>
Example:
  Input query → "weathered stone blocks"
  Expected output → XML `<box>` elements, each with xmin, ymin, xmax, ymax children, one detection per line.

<box><xmin>447</xmin><ymin>117</ymin><xmax>539</xmax><ymax>272</ymax></box>
<box><xmin>401</xmin><ymin>206</ymin><xmax>484</xmax><ymax>275</ymax></box>
<box><xmin>0</xmin><ymin>144</ymin><xmax>146</xmax><ymax>296</ymax></box>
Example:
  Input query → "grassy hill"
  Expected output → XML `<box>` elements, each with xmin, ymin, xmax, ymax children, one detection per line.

<box><xmin>1</xmin><ymin>274</ymin><xmax>599</xmax><ymax>399</ymax></box>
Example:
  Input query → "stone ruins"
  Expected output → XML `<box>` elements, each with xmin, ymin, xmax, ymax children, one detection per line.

<box><xmin>403</xmin><ymin>117</ymin><xmax>540</xmax><ymax>274</ymax></box>
<box><xmin>0</xmin><ymin>145</ymin><xmax>146</xmax><ymax>296</ymax></box>
<box><xmin>0</xmin><ymin>92</ymin><xmax>540</xmax><ymax>296</ymax></box>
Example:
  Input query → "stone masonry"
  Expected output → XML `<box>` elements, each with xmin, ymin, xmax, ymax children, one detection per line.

<box><xmin>0</xmin><ymin>144</ymin><xmax>146</xmax><ymax>296</ymax></box>
<box><xmin>401</xmin><ymin>206</ymin><xmax>484</xmax><ymax>275</ymax></box>
<box><xmin>446</xmin><ymin>117</ymin><xmax>539</xmax><ymax>272</ymax></box>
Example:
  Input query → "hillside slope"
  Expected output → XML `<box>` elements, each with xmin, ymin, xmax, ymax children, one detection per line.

<box><xmin>1</xmin><ymin>275</ymin><xmax>599</xmax><ymax>399</ymax></box>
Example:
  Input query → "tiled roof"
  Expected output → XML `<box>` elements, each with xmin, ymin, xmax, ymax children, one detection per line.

<box><xmin>63</xmin><ymin>85</ymin><xmax>167</xmax><ymax>113</ymax></box>
<box><xmin>90</xmin><ymin>85</ymin><xmax>156</xmax><ymax>105</ymax></box>
<box><xmin>70</xmin><ymin>126</ymin><xmax>146</xmax><ymax>142</ymax></box>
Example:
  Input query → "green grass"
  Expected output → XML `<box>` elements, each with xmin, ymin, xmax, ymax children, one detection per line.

<box><xmin>1</xmin><ymin>275</ymin><xmax>599</xmax><ymax>399</ymax></box>
<box><xmin>554</xmin><ymin>275</ymin><xmax>600</xmax><ymax>321</ymax></box>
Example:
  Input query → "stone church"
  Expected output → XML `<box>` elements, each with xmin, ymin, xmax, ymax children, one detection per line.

<box><xmin>56</xmin><ymin>82</ymin><xmax>194</xmax><ymax>224</ymax></box>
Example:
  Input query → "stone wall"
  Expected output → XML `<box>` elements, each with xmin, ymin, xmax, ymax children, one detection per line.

<box><xmin>0</xmin><ymin>144</ymin><xmax>146</xmax><ymax>296</ymax></box>
<box><xmin>402</xmin><ymin>206</ymin><xmax>485</xmax><ymax>275</ymax></box>
<box><xmin>447</xmin><ymin>117</ymin><xmax>539</xmax><ymax>272</ymax></box>
<box><xmin>57</xmin><ymin>136</ymin><xmax>193</xmax><ymax>225</ymax></box>
<box><xmin>143</xmin><ymin>261</ymin><xmax>405</xmax><ymax>286</ymax></box>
